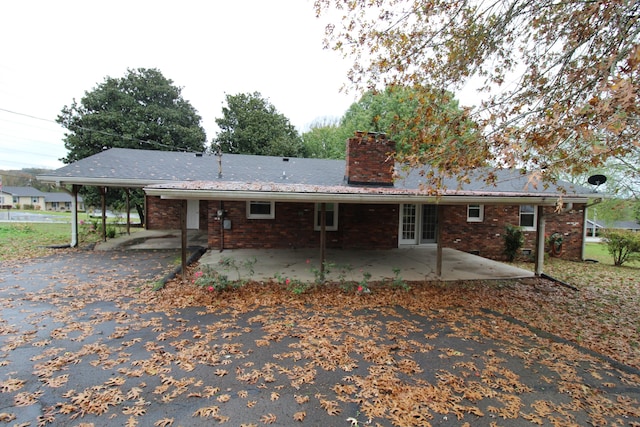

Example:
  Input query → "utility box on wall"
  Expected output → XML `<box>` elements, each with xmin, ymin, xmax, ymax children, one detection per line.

<box><xmin>223</xmin><ymin>219</ymin><xmax>232</xmax><ymax>230</ymax></box>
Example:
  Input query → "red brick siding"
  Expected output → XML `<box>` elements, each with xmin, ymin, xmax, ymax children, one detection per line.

<box><xmin>440</xmin><ymin>204</ymin><xmax>585</xmax><ymax>261</ymax></box>
<box><xmin>207</xmin><ymin>201</ymin><xmax>398</xmax><ymax>250</ymax></box>
<box><xmin>346</xmin><ymin>133</ymin><xmax>395</xmax><ymax>185</ymax></box>
<box><xmin>198</xmin><ymin>200</ymin><xmax>208</xmax><ymax>231</ymax></box>
<box><xmin>340</xmin><ymin>204</ymin><xmax>398</xmax><ymax>249</ymax></box>
<box><xmin>146</xmin><ymin>196</ymin><xmax>182</xmax><ymax>229</ymax></box>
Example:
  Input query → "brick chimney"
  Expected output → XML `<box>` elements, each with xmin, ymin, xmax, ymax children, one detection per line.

<box><xmin>345</xmin><ymin>132</ymin><xmax>396</xmax><ymax>186</ymax></box>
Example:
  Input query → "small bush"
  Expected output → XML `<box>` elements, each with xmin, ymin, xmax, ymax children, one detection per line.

<box><xmin>503</xmin><ymin>224</ymin><xmax>524</xmax><ymax>262</ymax></box>
<box><xmin>603</xmin><ymin>229</ymin><xmax>640</xmax><ymax>266</ymax></box>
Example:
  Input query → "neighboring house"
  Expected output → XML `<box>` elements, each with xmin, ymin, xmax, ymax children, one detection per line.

<box><xmin>587</xmin><ymin>219</ymin><xmax>640</xmax><ymax>236</ymax></box>
<box><xmin>44</xmin><ymin>192</ymin><xmax>85</xmax><ymax>212</ymax></box>
<box><xmin>38</xmin><ymin>132</ymin><xmax>598</xmax><ymax>263</ymax></box>
<box><xmin>585</xmin><ymin>219</ymin><xmax>606</xmax><ymax>237</ymax></box>
<box><xmin>0</xmin><ymin>186</ymin><xmax>46</xmax><ymax>210</ymax></box>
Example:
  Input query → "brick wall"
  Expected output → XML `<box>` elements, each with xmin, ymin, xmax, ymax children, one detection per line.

<box><xmin>345</xmin><ymin>132</ymin><xmax>395</xmax><ymax>186</ymax></box>
<box><xmin>146</xmin><ymin>196</ymin><xmax>182</xmax><ymax>229</ymax></box>
<box><xmin>207</xmin><ymin>200</ymin><xmax>399</xmax><ymax>250</ymax></box>
<box><xmin>440</xmin><ymin>203</ymin><xmax>586</xmax><ymax>261</ymax></box>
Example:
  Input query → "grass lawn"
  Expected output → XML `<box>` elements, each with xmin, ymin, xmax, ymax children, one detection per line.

<box><xmin>584</xmin><ymin>241</ymin><xmax>640</xmax><ymax>267</ymax></box>
<box><xmin>0</xmin><ymin>222</ymin><xmax>135</xmax><ymax>261</ymax></box>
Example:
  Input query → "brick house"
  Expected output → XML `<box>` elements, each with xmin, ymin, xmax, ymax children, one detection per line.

<box><xmin>38</xmin><ymin>132</ymin><xmax>597</xmax><ymax>267</ymax></box>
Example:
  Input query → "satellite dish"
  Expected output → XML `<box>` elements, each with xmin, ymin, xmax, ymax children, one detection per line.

<box><xmin>587</xmin><ymin>174</ymin><xmax>607</xmax><ymax>186</ymax></box>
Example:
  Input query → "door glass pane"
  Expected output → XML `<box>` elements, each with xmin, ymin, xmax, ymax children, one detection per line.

<box><xmin>421</xmin><ymin>205</ymin><xmax>438</xmax><ymax>243</ymax></box>
<box><xmin>401</xmin><ymin>204</ymin><xmax>416</xmax><ymax>241</ymax></box>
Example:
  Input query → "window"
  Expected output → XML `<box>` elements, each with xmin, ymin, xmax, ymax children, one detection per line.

<box><xmin>519</xmin><ymin>205</ymin><xmax>536</xmax><ymax>230</ymax></box>
<box><xmin>246</xmin><ymin>201</ymin><xmax>275</xmax><ymax>219</ymax></box>
<box><xmin>314</xmin><ymin>203</ymin><xmax>338</xmax><ymax>231</ymax></box>
<box><xmin>32</xmin><ymin>197</ymin><xmax>39</xmax><ymax>204</ymax></box>
<box><xmin>467</xmin><ymin>204</ymin><xmax>484</xmax><ymax>222</ymax></box>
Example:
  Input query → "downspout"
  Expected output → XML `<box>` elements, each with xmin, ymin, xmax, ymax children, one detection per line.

<box><xmin>60</xmin><ymin>184</ymin><xmax>79</xmax><ymax>247</ymax></box>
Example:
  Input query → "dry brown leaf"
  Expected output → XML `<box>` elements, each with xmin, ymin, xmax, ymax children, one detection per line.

<box><xmin>260</xmin><ymin>413</ymin><xmax>277</xmax><ymax>424</ymax></box>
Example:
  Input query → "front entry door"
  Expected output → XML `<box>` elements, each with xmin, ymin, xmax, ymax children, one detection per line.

<box><xmin>399</xmin><ymin>204</ymin><xmax>438</xmax><ymax>245</ymax></box>
<box><xmin>186</xmin><ymin>199</ymin><xmax>200</xmax><ymax>229</ymax></box>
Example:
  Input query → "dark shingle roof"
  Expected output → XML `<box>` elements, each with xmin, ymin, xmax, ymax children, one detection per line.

<box><xmin>1</xmin><ymin>186</ymin><xmax>45</xmax><ymax>197</ymax></box>
<box><xmin>38</xmin><ymin>148</ymin><xmax>595</xmax><ymax>200</ymax></box>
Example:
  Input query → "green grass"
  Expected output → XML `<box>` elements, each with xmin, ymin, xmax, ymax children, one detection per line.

<box><xmin>584</xmin><ymin>242</ymin><xmax>640</xmax><ymax>267</ymax></box>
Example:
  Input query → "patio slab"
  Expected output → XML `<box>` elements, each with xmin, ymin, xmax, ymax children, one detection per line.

<box><xmin>199</xmin><ymin>246</ymin><xmax>534</xmax><ymax>282</ymax></box>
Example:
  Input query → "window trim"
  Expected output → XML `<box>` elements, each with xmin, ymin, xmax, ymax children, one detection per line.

<box><xmin>246</xmin><ymin>201</ymin><xmax>275</xmax><ymax>219</ymax></box>
<box><xmin>467</xmin><ymin>204</ymin><xmax>484</xmax><ymax>222</ymax></box>
<box><xmin>314</xmin><ymin>203</ymin><xmax>338</xmax><ymax>231</ymax></box>
<box><xmin>519</xmin><ymin>205</ymin><xmax>537</xmax><ymax>231</ymax></box>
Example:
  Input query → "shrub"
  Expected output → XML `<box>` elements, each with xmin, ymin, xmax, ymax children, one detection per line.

<box><xmin>603</xmin><ymin>229</ymin><xmax>640</xmax><ymax>266</ymax></box>
<box><xmin>503</xmin><ymin>224</ymin><xmax>524</xmax><ymax>262</ymax></box>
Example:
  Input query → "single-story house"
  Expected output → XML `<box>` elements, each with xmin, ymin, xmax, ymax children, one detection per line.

<box><xmin>0</xmin><ymin>186</ymin><xmax>84</xmax><ymax>212</ymax></box>
<box><xmin>37</xmin><ymin>132</ymin><xmax>600</xmax><ymax>275</ymax></box>
<box><xmin>0</xmin><ymin>186</ymin><xmax>46</xmax><ymax>210</ymax></box>
<box><xmin>44</xmin><ymin>192</ymin><xmax>85</xmax><ymax>212</ymax></box>
<box><xmin>587</xmin><ymin>219</ymin><xmax>640</xmax><ymax>236</ymax></box>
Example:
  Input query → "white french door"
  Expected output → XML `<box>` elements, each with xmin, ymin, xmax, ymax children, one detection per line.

<box><xmin>399</xmin><ymin>204</ymin><xmax>438</xmax><ymax>245</ymax></box>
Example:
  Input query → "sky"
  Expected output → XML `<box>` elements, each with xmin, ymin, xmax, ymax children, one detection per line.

<box><xmin>0</xmin><ymin>0</ymin><xmax>358</xmax><ymax>170</ymax></box>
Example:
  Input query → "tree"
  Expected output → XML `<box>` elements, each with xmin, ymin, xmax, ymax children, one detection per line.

<box><xmin>315</xmin><ymin>0</ymin><xmax>640</xmax><ymax>186</ymax></box>
<box><xmin>301</xmin><ymin>117</ymin><xmax>350</xmax><ymax>159</ymax></box>
<box><xmin>58</xmin><ymin>68</ymin><xmax>206</xmax><ymax>162</ymax></box>
<box><xmin>215</xmin><ymin>92</ymin><xmax>305</xmax><ymax>157</ymax></box>
<box><xmin>57</xmin><ymin>68</ymin><xmax>207</xmax><ymax>219</ymax></box>
<box><xmin>340</xmin><ymin>86</ymin><xmax>484</xmax><ymax>176</ymax></box>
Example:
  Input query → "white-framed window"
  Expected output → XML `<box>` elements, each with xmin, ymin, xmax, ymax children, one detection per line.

<box><xmin>32</xmin><ymin>197</ymin><xmax>39</xmax><ymax>204</ymax></box>
<box><xmin>314</xmin><ymin>203</ymin><xmax>338</xmax><ymax>231</ymax></box>
<box><xmin>519</xmin><ymin>205</ymin><xmax>536</xmax><ymax>230</ymax></box>
<box><xmin>467</xmin><ymin>204</ymin><xmax>484</xmax><ymax>222</ymax></box>
<box><xmin>246</xmin><ymin>201</ymin><xmax>275</xmax><ymax>219</ymax></box>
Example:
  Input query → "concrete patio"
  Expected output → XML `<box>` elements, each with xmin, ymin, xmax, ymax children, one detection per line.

<box><xmin>95</xmin><ymin>229</ymin><xmax>534</xmax><ymax>282</ymax></box>
<box><xmin>199</xmin><ymin>246</ymin><xmax>534</xmax><ymax>282</ymax></box>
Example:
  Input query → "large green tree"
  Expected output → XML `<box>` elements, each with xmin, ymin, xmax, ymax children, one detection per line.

<box><xmin>215</xmin><ymin>92</ymin><xmax>305</xmax><ymax>157</ymax></box>
<box><xmin>58</xmin><ymin>68</ymin><xmax>206</xmax><ymax>162</ymax></box>
<box><xmin>57</xmin><ymin>68</ymin><xmax>206</xmax><ymax>217</ymax></box>
<box><xmin>315</xmin><ymin>0</ymin><xmax>640</xmax><ymax>186</ymax></box>
<box><xmin>301</xmin><ymin>117</ymin><xmax>350</xmax><ymax>159</ymax></box>
<box><xmin>340</xmin><ymin>86</ymin><xmax>484</xmax><ymax>175</ymax></box>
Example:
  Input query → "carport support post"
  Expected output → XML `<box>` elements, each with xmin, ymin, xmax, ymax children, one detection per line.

<box><xmin>535</xmin><ymin>205</ymin><xmax>546</xmax><ymax>276</ymax></box>
<box><xmin>67</xmin><ymin>185</ymin><xmax>80</xmax><ymax>248</ymax></box>
<box><xmin>125</xmin><ymin>188</ymin><xmax>131</xmax><ymax>235</ymax></box>
<box><xmin>436</xmin><ymin>205</ymin><xmax>443</xmax><ymax>278</ymax></box>
<box><xmin>100</xmin><ymin>187</ymin><xmax>107</xmax><ymax>242</ymax></box>
<box><xmin>180</xmin><ymin>200</ymin><xmax>187</xmax><ymax>280</ymax></box>
<box><xmin>320</xmin><ymin>203</ymin><xmax>326</xmax><ymax>281</ymax></box>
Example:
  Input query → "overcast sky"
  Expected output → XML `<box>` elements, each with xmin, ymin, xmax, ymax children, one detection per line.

<box><xmin>0</xmin><ymin>0</ymin><xmax>358</xmax><ymax>170</ymax></box>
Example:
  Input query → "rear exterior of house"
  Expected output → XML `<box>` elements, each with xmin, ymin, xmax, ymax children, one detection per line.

<box><xmin>144</xmin><ymin>133</ymin><xmax>589</xmax><ymax>262</ymax></box>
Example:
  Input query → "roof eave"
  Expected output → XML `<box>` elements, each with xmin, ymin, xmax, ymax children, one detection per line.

<box><xmin>144</xmin><ymin>187</ymin><xmax>592</xmax><ymax>205</ymax></box>
<box><xmin>37</xmin><ymin>176</ymin><xmax>174</xmax><ymax>188</ymax></box>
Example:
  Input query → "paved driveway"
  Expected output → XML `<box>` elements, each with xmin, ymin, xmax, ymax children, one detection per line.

<box><xmin>1</xmin><ymin>250</ymin><xmax>638</xmax><ymax>426</ymax></box>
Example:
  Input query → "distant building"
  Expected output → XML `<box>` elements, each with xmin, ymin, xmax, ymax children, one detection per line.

<box><xmin>0</xmin><ymin>186</ymin><xmax>83</xmax><ymax>211</ymax></box>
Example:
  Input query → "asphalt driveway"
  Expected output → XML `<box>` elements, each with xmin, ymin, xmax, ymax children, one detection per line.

<box><xmin>1</xmin><ymin>250</ymin><xmax>639</xmax><ymax>426</ymax></box>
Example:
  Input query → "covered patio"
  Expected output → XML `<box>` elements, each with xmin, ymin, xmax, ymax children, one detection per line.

<box><xmin>96</xmin><ymin>229</ymin><xmax>533</xmax><ymax>282</ymax></box>
<box><xmin>199</xmin><ymin>246</ymin><xmax>534</xmax><ymax>282</ymax></box>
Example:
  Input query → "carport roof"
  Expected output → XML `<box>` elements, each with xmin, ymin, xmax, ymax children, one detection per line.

<box><xmin>38</xmin><ymin>147</ymin><xmax>598</xmax><ymax>204</ymax></box>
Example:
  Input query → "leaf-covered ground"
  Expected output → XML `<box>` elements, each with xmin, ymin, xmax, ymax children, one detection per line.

<box><xmin>0</xmin><ymin>250</ymin><xmax>639</xmax><ymax>426</ymax></box>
